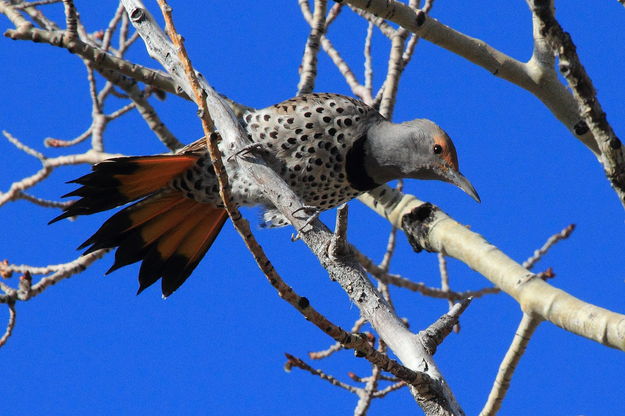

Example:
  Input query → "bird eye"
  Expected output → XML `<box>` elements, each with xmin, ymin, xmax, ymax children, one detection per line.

<box><xmin>433</xmin><ymin>144</ymin><xmax>443</xmax><ymax>154</ymax></box>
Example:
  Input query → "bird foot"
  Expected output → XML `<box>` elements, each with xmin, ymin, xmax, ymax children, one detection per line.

<box><xmin>227</xmin><ymin>143</ymin><xmax>266</xmax><ymax>161</ymax></box>
<box><xmin>290</xmin><ymin>205</ymin><xmax>320</xmax><ymax>241</ymax></box>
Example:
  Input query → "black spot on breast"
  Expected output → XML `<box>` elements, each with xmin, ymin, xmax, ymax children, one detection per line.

<box><xmin>295</xmin><ymin>128</ymin><xmax>303</xmax><ymax>134</ymax></box>
<box><xmin>328</xmin><ymin>128</ymin><xmax>337</xmax><ymax>136</ymax></box>
<box><xmin>288</xmin><ymin>137</ymin><xmax>297</xmax><ymax>144</ymax></box>
<box><xmin>306</xmin><ymin>123</ymin><xmax>314</xmax><ymax>129</ymax></box>
<box><xmin>315</xmin><ymin>158</ymin><xmax>323</xmax><ymax>166</ymax></box>
<box><xmin>314</xmin><ymin>133</ymin><xmax>323</xmax><ymax>139</ymax></box>
<box><xmin>323</xmin><ymin>116</ymin><xmax>332</xmax><ymax>123</ymax></box>
<box><xmin>300</xmin><ymin>135</ymin><xmax>309</xmax><ymax>141</ymax></box>
<box><xmin>245</xmin><ymin>114</ymin><xmax>252</xmax><ymax>123</ymax></box>
<box><xmin>316</xmin><ymin>107</ymin><xmax>324</xmax><ymax>113</ymax></box>
<box><xmin>287</xmin><ymin>118</ymin><xmax>294</xmax><ymax>124</ymax></box>
<box><xmin>344</xmin><ymin>118</ymin><xmax>353</xmax><ymax>126</ymax></box>
<box><xmin>304</xmin><ymin>112</ymin><xmax>312</xmax><ymax>118</ymax></box>
<box><xmin>264</xmin><ymin>114</ymin><xmax>271</xmax><ymax>121</ymax></box>
<box><xmin>336</xmin><ymin>107</ymin><xmax>344</xmax><ymax>113</ymax></box>
<box><xmin>270</xmin><ymin>131</ymin><xmax>278</xmax><ymax>139</ymax></box>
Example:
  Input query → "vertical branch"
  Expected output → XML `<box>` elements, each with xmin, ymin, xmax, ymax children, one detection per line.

<box><xmin>363</xmin><ymin>21</ymin><xmax>374</xmax><ymax>101</ymax></box>
<box><xmin>438</xmin><ymin>253</ymin><xmax>459</xmax><ymax>333</ymax></box>
<box><xmin>297</xmin><ymin>0</ymin><xmax>328</xmax><ymax>95</ymax></box>
<box><xmin>479</xmin><ymin>314</ymin><xmax>541</xmax><ymax>416</ymax></box>
<box><xmin>61</xmin><ymin>0</ymin><xmax>77</xmax><ymax>37</ymax></box>
<box><xmin>377</xmin><ymin>32</ymin><xmax>407</xmax><ymax>118</ymax></box>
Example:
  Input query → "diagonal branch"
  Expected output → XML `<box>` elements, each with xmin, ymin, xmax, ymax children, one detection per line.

<box><xmin>530</xmin><ymin>0</ymin><xmax>625</xmax><ymax>209</ymax></box>
<box><xmin>360</xmin><ymin>185</ymin><xmax>625</xmax><ymax>351</ymax></box>
<box><xmin>479</xmin><ymin>313</ymin><xmax>541</xmax><ymax>416</ymax></box>
<box><xmin>123</xmin><ymin>1</ymin><xmax>463</xmax><ymax>413</ymax></box>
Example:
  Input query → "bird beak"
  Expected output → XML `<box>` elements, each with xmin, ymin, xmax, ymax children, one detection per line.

<box><xmin>441</xmin><ymin>168</ymin><xmax>480</xmax><ymax>203</ymax></box>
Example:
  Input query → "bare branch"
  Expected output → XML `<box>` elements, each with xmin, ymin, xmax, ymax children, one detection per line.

<box><xmin>125</xmin><ymin>2</ymin><xmax>463</xmax><ymax>411</ymax></box>
<box><xmin>438</xmin><ymin>253</ymin><xmax>460</xmax><ymax>333</ymax></box>
<box><xmin>297</xmin><ymin>0</ymin><xmax>327</xmax><ymax>95</ymax></box>
<box><xmin>480</xmin><ymin>313</ymin><xmax>541</xmax><ymax>416</ymax></box>
<box><xmin>522</xmin><ymin>224</ymin><xmax>575</xmax><ymax>270</ymax></box>
<box><xmin>13</xmin><ymin>0</ymin><xmax>62</xmax><ymax>9</ymax></box>
<box><xmin>341</xmin><ymin>0</ymin><xmax>600</xmax><ymax>155</ymax></box>
<box><xmin>0</xmin><ymin>302</ymin><xmax>16</xmax><ymax>348</ymax></box>
<box><xmin>0</xmin><ymin>150</ymin><xmax>122</xmax><ymax>208</ymax></box>
<box><xmin>360</xmin><ymin>185</ymin><xmax>625</xmax><ymax>350</ymax></box>
<box><xmin>284</xmin><ymin>353</ymin><xmax>360</xmax><ymax>393</ymax></box>
<box><xmin>308</xmin><ymin>317</ymin><xmax>366</xmax><ymax>359</ymax></box>
<box><xmin>355</xmin><ymin>248</ymin><xmax>499</xmax><ymax>300</ymax></box>
<box><xmin>300</xmin><ymin>0</ymin><xmax>370</xmax><ymax>101</ymax></box>
<box><xmin>419</xmin><ymin>298</ymin><xmax>472</xmax><ymax>355</ymax></box>
<box><xmin>363</xmin><ymin>21</ymin><xmax>374</xmax><ymax>95</ymax></box>
<box><xmin>530</xmin><ymin>0</ymin><xmax>625</xmax><ymax>209</ymax></box>
<box><xmin>61</xmin><ymin>0</ymin><xmax>77</xmax><ymax>38</ymax></box>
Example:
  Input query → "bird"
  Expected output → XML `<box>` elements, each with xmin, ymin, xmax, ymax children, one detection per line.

<box><xmin>50</xmin><ymin>93</ymin><xmax>479</xmax><ymax>297</ymax></box>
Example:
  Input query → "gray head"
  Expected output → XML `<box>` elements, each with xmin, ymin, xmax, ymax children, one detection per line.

<box><xmin>363</xmin><ymin>119</ymin><xmax>480</xmax><ymax>202</ymax></box>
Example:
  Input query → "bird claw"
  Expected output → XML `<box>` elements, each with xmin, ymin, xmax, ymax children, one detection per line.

<box><xmin>290</xmin><ymin>205</ymin><xmax>320</xmax><ymax>241</ymax></box>
<box><xmin>227</xmin><ymin>143</ymin><xmax>266</xmax><ymax>162</ymax></box>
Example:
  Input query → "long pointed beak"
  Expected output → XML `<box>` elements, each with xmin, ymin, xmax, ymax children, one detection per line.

<box><xmin>442</xmin><ymin>168</ymin><xmax>480</xmax><ymax>203</ymax></box>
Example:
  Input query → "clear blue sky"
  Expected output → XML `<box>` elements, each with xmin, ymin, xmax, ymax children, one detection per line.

<box><xmin>1</xmin><ymin>1</ymin><xmax>624</xmax><ymax>414</ymax></box>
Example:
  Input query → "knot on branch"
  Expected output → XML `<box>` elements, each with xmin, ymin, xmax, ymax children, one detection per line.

<box><xmin>129</xmin><ymin>7</ymin><xmax>145</xmax><ymax>23</ymax></box>
<box><xmin>573</xmin><ymin>120</ymin><xmax>589</xmax><ymax>136</ymax></box>
<box><xmin>401</xmin><ymin>203</ymin><xmax>438</xmax><ymax>253</ymax></box>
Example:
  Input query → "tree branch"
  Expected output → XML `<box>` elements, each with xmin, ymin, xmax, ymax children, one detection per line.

<box><xmin>360</xmin><ymin>186</ymin><xmax>625</xmax><ymax>351</ymax></box>
<box><xmin>122</xmin><ymin>0</ymin><xmax>464</xmax><ymax>413</ymax></box>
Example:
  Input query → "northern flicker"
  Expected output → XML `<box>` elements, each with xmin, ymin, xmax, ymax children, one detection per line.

<box><xmin>51</xmin><ymin>93</ymin><xmax>479</xmax><ymax>297</ymax></box>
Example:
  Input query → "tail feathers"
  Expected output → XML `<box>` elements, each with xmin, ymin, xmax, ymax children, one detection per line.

<box><xmin>138</xmin><ymin>205</ymin><xmax>227</xmax><ymax>296</ymax></box>
<box><xmin>79</xmin><ymin>190</ymin><xmax>227</xmax><ymax>297</ymax></box>
<box><xmin>50</xmin><ymin>155</ymin><xmax>198</xmax><ymax>224</ymax></box>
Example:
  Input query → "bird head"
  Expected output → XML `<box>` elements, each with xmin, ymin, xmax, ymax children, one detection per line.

<box><xmin>364</xmin><ymin>119</ymin><xmax>480</xmax><ymax>202</ymax></box>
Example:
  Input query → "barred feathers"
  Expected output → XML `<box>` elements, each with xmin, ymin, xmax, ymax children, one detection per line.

<box><xmin>52</xmin><ymin>155</ymin><xmax>227</xmax><ymax>297</ymax></box>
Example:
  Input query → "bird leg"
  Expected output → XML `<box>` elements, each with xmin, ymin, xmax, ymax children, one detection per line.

<box><xmin>227</xmin><ymin>143</ymin><xmax>267</xmax><ymax>161</ymax></box>
<box><xmin>290</xmin><ymin>205</ymin><xmax>321</xmax><ymax>241</ymax></box>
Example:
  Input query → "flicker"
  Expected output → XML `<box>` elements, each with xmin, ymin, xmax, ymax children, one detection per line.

<box><xmin>51</xmin><ymin>93</ymin><xmax>479</xmax><ymax>297</ymax></box>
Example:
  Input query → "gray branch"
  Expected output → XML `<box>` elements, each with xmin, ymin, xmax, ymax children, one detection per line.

<box><xmin>120</xmin><ymin>1</ymin><xmax>463</xmax><ymax>414</ymax></box>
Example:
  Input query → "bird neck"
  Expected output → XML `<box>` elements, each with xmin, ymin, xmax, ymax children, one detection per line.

<box><xmin>359</xmin><ymin>121</ymin><xmax>407</xmax><ymax>185</ymax></box>
<box><xmin>345</xmin><ymin>134</ymin><xmax>383</xmax><ymax>191</ymax></box>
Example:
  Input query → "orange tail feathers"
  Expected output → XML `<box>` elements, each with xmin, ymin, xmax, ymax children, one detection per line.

<box><xmin>50</xmin><ymin>155</ymin><xmax>198</xmax><ymax>224</ymax></box>
<box><xmin>51</xmin><ymin>154</ymin><xmax>228</xmax><ymax>297</ymax></box>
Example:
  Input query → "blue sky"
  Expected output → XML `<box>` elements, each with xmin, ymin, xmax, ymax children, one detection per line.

<box><xmin>1</xmin><ymin>1</ymin><xmax>624</xmax><ymax>414</ymax></box>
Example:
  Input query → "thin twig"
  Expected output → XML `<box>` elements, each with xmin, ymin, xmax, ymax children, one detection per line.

<box><xmin>0</xmin><ymin>302</ymin><xmax>16</xmax><ymax>348</ymax></box>
<box><xmin>438</xmin><ymin>253</ymin><xmax>459</xmax><ymax>332</ymax></box>
<box><xmin>285</xmin><ymin>353</ymin><xmax>360</xmax><ymax>393</ymax></box>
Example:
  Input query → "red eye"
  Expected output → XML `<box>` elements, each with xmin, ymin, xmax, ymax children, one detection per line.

<box><xmin>433</xmin><ymin>144</ymin><xmax>443</xmax><ymax>154</ymax></box>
